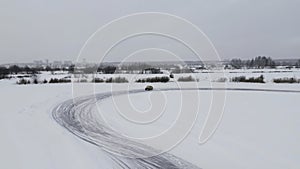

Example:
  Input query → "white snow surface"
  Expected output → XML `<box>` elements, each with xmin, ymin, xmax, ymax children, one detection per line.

<box><xmin>1</xmin><ymin>71</ymin><xmax>300</xmax><ymax>169</ymax></box>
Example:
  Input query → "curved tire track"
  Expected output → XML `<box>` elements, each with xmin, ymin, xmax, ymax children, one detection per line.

<box><xmin>52</xmin><ymin>87</ymin><xmax>300</xmax><ymax>169</ymax></box>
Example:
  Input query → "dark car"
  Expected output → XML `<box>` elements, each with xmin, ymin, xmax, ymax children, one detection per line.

<box><xmin>145</xmin><ymin>85</ymin><xmax>153</xmax><ymax>91</ymax></box>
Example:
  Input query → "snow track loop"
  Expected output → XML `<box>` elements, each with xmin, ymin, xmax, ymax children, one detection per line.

<box><xmin>52</xmin><ymin>87</ymin><xmax>300</xmax><ymax>169</ymax></box>
<box><xmin>52</xmin><ymin>89</ymin><xmax>201</xmax><ymax>169</ymax></box>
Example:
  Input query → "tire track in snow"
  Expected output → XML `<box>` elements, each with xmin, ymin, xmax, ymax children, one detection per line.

<box><xmin>52</xmin><ymin>87</ymin><xmax>300</xmax><ymax>169</ymax></box>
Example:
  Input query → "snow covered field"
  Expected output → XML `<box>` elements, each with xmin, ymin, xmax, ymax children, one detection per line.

<box><xmin>1</xmin><ymin>70</ymin><xmax>300</xmax><ymax>169</ymax></box>
<box><xmin>10</xmin><ymin>68</ymin><xmax>300</xmax><ymax>84</ymax></box>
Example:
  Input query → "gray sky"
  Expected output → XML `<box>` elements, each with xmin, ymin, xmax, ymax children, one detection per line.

<box><xmin>0</xmin><ymin>0</ymin><xmax>299</xmax><ymax>63</ymax></box>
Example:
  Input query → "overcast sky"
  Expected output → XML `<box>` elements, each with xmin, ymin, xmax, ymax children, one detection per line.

<box><xmin>0</xmin><ymin>0</ymin><xmax>299</xmax><ymax>63</ymax></box>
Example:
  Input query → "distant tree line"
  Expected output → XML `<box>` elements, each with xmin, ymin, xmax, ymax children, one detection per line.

<box><xmin>72</xmin><ymin>66</ymin><xmax>118</xmax><ymax>74</ymax></box>
<box><xmin>273</xmin><ymin>77</ymin><xmax>300</xmax><ymax>83</ymax></box>
<box><xmin>49</xmin><ymin>78</ymin><xmax>71</xmax><ymax>83</ymax></box>
<box><xmin>0</xmin><ymin>65</ymin><xmax>38</xmax><ymax>75</ymax></box>
<box><xmin>97</xmin><ymin>66</ymin><xmax>117</xmax><ymax>74</ymax></box>
<box><xmin>136</xmin><ymin>76</ymin><xmax>170</xmax><ymax>83</ymax></box>
<box><xmin>0</xmin><ymin>67</ymin><xmax>9</xmax><ymax>79</ymax></box>
<box><xmin>119</xmin><ymin>63</ymin><xmax>152</xmax><ymax>71</ymax></box>
<box><xmin>231</xmin><ymin>75</ymin><xmax>265</xmax><ymax>83</ymax></box>
<box><xmin>0</xmin><ymin>65</ymin><xmax>75</xmax><ymax>76</ymax></box>
<box><xmin>295</xmin><ymin>60</ymin><xmax>300</xmax><ymax>68</ymax></box>
<box><xmin>16</xmin><ymin>78</ymin><xmax>31</xmax><ymax>85</ymax></box>
<box><xmin>177</xmin><ymin>75</ymin><xmax>196</xmax><ymax>82</ymax></box>
<box><xmin>105</xmin><ymin>77</ymin><xmax>128</xmax><ymax>83</ymax></box>
<box><xmin>229</xmin><ymin>56</ymin><xmax>276</xmax><ymax>69</ymax></box>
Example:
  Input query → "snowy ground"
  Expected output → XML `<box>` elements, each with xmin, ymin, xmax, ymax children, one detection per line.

<box><xmin>1</xmin><ymin>70</ymin><xmax>300</xmax><ymax>169</ymax></box>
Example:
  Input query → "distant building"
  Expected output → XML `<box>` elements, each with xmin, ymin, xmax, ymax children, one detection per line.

<box><xmin>52</xmin><ymin>61</ymin><xmax>62</xmax><ymax>68</ymax></box>
<box><xmin>45</xmin><ymin>59</ymin><xmax>49</xmax><ymax>66</ymax></box>
<box><xmin>142</xmin><ymin>68</ymin><xmax>161</xmax><ymax>74</ymax></box>
<box><xmin>33</xmin><ymin>60</ymin><xmax>44</xmax><ymax>67</ymax></box>
<box><xmin>63</xmin><ymin>61</ymin><xmax>73</xmax><ymax>66</ymax></box>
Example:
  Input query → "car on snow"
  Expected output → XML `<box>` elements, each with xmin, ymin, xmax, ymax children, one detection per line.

<box><xmin>145</xmin><ymin>85</ymin><xmax>153</xmax><ymax>91</ymax></box>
